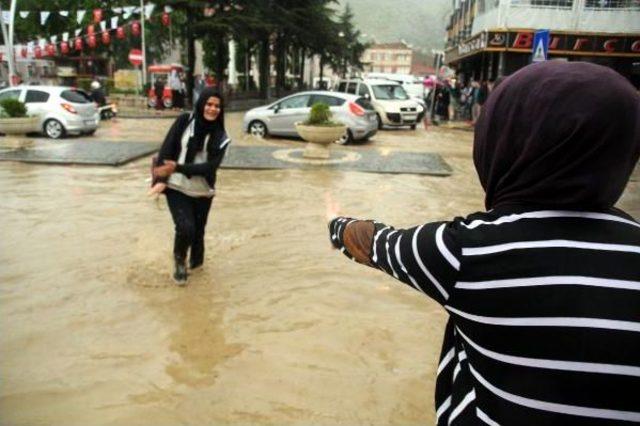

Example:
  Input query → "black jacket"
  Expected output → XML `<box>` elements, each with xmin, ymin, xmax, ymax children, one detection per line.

<box><xmin>157</xmin><ymin>113</ymin><xmax>230</xmax><ymax>189</ymax></box>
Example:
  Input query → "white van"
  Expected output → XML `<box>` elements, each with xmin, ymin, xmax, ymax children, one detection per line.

<box><xmin>365</xmin><ymin>72</ymin><xmax>426</xmax><ymax>107</ymax></box>
<box><xmin>334</xmin><ymin>78</ymin><xmax>424</xmax><ymax>130</ymax></box>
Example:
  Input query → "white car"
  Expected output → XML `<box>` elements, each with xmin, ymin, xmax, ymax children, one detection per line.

<box><xmin>242</xmin><ymin>91</ymin><xmax>378</xmax><ymax>145</ymax></box>
<box><xmin>0</xmin><ymin>85</ymin><xmax>100</xmax><ymax>139</ymax></box>
<box><xmin>334</xmin><ymin>78</ymin><xmax>425</xmax><ymax>129</ymax></box>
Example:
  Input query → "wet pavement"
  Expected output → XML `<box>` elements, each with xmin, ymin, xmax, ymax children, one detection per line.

<box><xmin>1</xmin><ymin>113</ymin><xmax>638</xmax><ymax>426</ymax></box>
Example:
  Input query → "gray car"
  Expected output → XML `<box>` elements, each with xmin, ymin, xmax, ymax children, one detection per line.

<box><xmin>0</xmin><ymin>85</ymin><xmax>100</xmax><ymax>139</ymax></box>
<box><xmin>242</xmin><ymin>91</ymin><xmax>377</xmax><ymax>144</ymax></box>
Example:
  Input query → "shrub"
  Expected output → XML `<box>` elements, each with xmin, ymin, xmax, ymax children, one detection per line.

<box><xmin>305</xmin><ymin>102</ymin><xmax>335</xmax><ymax>125</ymax></box>
<box><xmin>0</xmin><ymin>98</ymin><xmax>27</xmax><ymax>118</ymax></box>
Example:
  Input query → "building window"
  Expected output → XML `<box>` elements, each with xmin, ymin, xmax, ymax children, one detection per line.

<box><xmin>511</xmin><ymin>0</ymin><xmax>573</xmax><ymax>7</ymax></box>
<box><xmin>585</xmin><ymin>0</ymin><xmax>640</xmax><ymax>8</ymax></box>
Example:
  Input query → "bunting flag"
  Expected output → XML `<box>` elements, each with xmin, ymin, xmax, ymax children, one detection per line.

<box><xmin>144</xmin><ymin>4</ymin><xmax>155</xmax><ymax>20</ymax></box>
<box><xmin>16</xmin><ymin>3</ymin><xmax>176</xmax><ymax>60</ymax></box>
<box><xmin>123</xmin><ymin>6</ymin><xmax>135</xmax><ymax>19</ymax></box>
<box><xmin>131</xmin><ymin>20</ymin><xmax>140</xmax><ymax>37</ymax></box>
<box><xmin>40</xmin><ymin>11</ymin><xmax>50</xmax><ymax>25</ymax></box>
<box><xmin>93</xmin><ymin>9</ymin><xmax>102</xmax><ymax>24</ymax></box>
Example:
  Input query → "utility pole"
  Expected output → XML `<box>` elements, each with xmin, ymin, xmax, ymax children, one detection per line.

<box><xmin>1</xmin><ymin>0</ymin><xmax>18</xmax><ymax>86</ymax></box>
<box><xmin>140</xmin><ymin>0</ymin><xmax>147</xmax><ymax>86</ymax></box>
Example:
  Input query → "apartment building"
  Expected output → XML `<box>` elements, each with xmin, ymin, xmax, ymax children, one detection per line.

<box><xmin>362</xmin><ymin>42</ymin><xmax>413</xmax><ymax>74</ymax></box>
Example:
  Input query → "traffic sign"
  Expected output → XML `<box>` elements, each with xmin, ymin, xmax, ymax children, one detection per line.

<box><xmin>128</xmin><ymin>49</ymin><xmax>143</xmax><ymax>66</ymax></box>
<box><xmin>532</xmin><ymin>30</ymin><xmax>550</xmax><ymax>63</ymax></box>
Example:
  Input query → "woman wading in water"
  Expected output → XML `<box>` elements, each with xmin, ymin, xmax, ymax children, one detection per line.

<box><xmin>152</xmin><ymin>88</ymin><xmax>231</xmax><ymax>285</ymax></box>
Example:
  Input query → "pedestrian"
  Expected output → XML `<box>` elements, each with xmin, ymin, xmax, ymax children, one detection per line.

<box><xmin>434</xmin><ymin>81</ymin><xmax>450</xmax><ymax>123</ymax></box>
<box><xmin>472</xmin><ymin>80</ymin><xmax>488</xmax><ymax>125</ymax></box>
<box><xmin>151</xmin><ymin>87</ymin><xmax>231</xmax><ymax>285</ymax></box>
<box><xmin>328</xmin><ymin>61</ymin><xmax>640</xmax><ymax>425</ymax></box>
<box><xmin>154</xmin><ymin>76</ymin><xmax>165</xmax><ymax>110</ymax></box>
<box><xmin>193</xmin><ymin>74</ymin><xmax>205</xmax><ymax>107</ymax></box>
<box><xmin>90</xmin><ymin>80</ymin><xmax>106</xmax><ymax>106</ymax></box>
<box><xmin>169</xmin><ymin>69</ymin><xmax>182</xmax><ymax>110</ymax></box>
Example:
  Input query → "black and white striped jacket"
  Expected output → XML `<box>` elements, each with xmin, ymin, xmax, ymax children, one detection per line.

<box><xmin>330</xmin><ymin>207</ymin><xmax>640</xmax><ymax>425</ymax></box>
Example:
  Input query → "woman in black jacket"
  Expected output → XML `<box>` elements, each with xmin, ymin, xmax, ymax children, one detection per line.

<box><xmin>152</xmin><ymin>87</ymin><xmax>231</xmax><ymax>285</ymax></box>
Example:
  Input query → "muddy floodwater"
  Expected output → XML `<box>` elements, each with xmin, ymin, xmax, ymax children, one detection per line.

<box><xmin>1</xmin><ymin>114</ymin><xmax>638</xmax><ymax>426</ymax></box>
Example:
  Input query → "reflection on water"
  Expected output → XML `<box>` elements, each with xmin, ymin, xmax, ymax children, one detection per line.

<box><xmin>1</xmin><ymin>119</ymin><xmax>638</xmax><ymax>425</ymax></box>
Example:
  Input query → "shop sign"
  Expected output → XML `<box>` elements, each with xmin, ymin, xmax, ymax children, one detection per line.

<box><xmin>457</xmin><ymin>32</ymin><xmax>487</xmax><ymax>56</ymax></box>
<box><xmin>510</xmin><ymin>31</ymin><xmax>640</xmax><ymax>55</ymax></box>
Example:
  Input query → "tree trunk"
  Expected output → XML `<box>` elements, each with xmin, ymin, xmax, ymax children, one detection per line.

<box><xmin>274</xmin><ymin>32</ymin><xmax>286</xmax><ymax>97</ymax></box>
<box><xmin>298</xmin><ymin>47</ymin><xmax>305</xmax><ymax>90</ymax></box>
<box><xmin>259</xmin><ymin>35</ymin><xmax>269</xmax><ymax>99</ymax></box>
<box><xmin>319</xmin><ymin>54</ymin><xmax>324</xmax><ymax>88</ymax></box>
<box><xmin>186</xmin><ymin>8</ymin><xmax>196</xmax><ymax>107</ymax></box>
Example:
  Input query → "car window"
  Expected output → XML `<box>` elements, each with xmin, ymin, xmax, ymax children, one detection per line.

<box><xmin>25</xmin><ymin>90</ymin><xmax>50</xmax><ymax>103</ymax></box>
<box><xmin>0</xmin><ymin>89</ymin><xmax>21</xmax><ymax>101</ymax></box>
<box><xmin>278</xmin><ymin>94</ymin><xmax>311</xmax><ymax>109</ymax></box>
<box><xmin>337</xmin><ymin>82</ymin><xmax>347</xmax><ymax>92</ymax></box>
<box><xmin>310</xmin><ymin>94</ymin><xmax>345</xmax><ymax>107</ymax></box>
<box><xmin>355</xmin><ymin>97</ymin><xmax>375</xmax><ymax>111</ymax></box>
<box><xmin>61</xmin><ymin>90</ymin><xmax>91</xmax><ymax>104</ymax></box>
<box><xmin>371</xmin><ymin>84</ymin><xmax>410</xmax><ymax>100</ymax></box>
<box><xmin>346</xmin><ymin>82</ymin><xmax>357</xmax><ymax>94</ymax></box>
<box><xmin>357</xmin><ymin>84</ymin><xmax>371</xmax><ymax>97</ymax></box>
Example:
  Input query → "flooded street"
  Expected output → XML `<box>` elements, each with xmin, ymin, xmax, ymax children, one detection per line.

<box><xmin>1</xmin><ymin>113</ymin><xmax>638</xmax><ymax>426</ymax></box>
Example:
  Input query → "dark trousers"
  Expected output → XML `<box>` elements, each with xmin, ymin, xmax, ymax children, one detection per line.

<box><xmin>165</xmin><ymin>188</ymin><xmax>213</xmax><ymax>265</ymax></box>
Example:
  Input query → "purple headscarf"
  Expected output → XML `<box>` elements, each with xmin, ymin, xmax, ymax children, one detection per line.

<box><xmin>473</xmin><ymin>61</ymin><xmax>640</xmax><ymax>211</ymax></box>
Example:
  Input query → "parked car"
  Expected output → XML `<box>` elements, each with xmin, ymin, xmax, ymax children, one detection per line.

<box><xmin>242</xmin><ymin>91</ymin><xmax>377</xmax><ymax>145</ymax></box>
<box><xmin>0</xmin><ymin>85</ymin><xmax>99</xmax><ymax>139</ymax></box>
<box><xmin>365</xmin><ymin>72</ymin><xmax>427</xmax><ymax>109</ymax></box>
<box><xmin>334</xmin><ymin>78</ymin><xmax>425</xmax><ymax>130</ymax></box>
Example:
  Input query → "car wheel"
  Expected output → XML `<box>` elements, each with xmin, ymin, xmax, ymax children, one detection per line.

<box><xmin>410</xmin><ymin>124</ymin><xmax>416</xmax><ymax>130</ymax></box>
<box><xmin>376</xmin><ymin>113</ymin><xmax>383</xmax><ymax>130</ymax></box>
<box><xmin>44</xmin><ymin>119</ymin><xmax>66</xmax><ymax>139</ymax></box>
<box><xmin>335</xmin><ymin>129</ymin><xmax>352</xmax><ymax>145</ymax></box>
<box><xmin>84</xmin><ymin>129</ymin><xmax>97</xmax><ymax>136</ymax></box>
<box><xmin>249</xmin><ymin>120</ymin><xmax>267</xmax><ymax>138</ymax></box>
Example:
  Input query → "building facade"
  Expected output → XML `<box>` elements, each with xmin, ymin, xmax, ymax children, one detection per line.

<box><xmin>362</xmin><ymin>42</ymin><xmax>413</xmax><ymax>74</ymax></box>
<box><xmin>444</xmin><ymin>0</ymin><xmax>640</xmax><ymax>87</ymax></box>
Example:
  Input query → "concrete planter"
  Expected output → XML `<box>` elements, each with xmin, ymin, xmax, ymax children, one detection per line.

<box><xmin>295</xmin><ymin>122</ymin><xmax>347</xmax><ymax>159</ymax></box>
<box><xmin>0</xmin><ymin>116</ymin><xmax>40</xmax><ymax>135</ymax></box>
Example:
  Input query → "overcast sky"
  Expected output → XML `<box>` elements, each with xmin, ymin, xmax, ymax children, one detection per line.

<box><xmin>337</xmin><ymin>0</ymin><xmax>452</xmax><ymax>52</ymax></box>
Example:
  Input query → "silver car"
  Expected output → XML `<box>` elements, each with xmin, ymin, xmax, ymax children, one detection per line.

<box><xmin>242</xmin><ymin>91</ymin><xmax>377</xmax><ymax>144</ymax></box>
<box><xmin>0</xmin><ymin>85</ymin><xmax>100</xmax><ymax>139</ymax></box>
